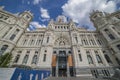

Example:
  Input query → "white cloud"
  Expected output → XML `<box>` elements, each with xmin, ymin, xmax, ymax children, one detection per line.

<box><xmin>27</xmin><ymin>28</ymin><xmax>30</xmax><ymax>31</ymax></box>
<box><xmin>33</xmin><ymin>0</ymin><xmax>42</xmax><ymax>5</ymax></box>
<box><xmin>40</xmin><ymin>8</ymin><xmax>50</xmax><ymax>19</ymax></box>
<box><xmin>30</xmin><ymin>21</ymin><xmax>47</xmax><ymax>28</ymax></box>
<box><xmin>39</xmin><ymin>17</ymin><xmax>49</xmax><ymax>22</ymax></box>
<box><xmin>62</xmin><ymin>0</ymin><xmax>117</xmax><ymax>30</ymax></box>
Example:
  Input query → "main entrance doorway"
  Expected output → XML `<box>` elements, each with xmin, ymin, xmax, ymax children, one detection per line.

<box><xmin>52</xmin><ymin>50</ymin><xmax>74</xmax><ymax>77</ymax></box>
<box><xmin>58</xmin><ymin>51</ymin><xmax>67</xmax><ymax>77</ymax></box>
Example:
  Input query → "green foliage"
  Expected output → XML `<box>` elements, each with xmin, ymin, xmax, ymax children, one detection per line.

<box><xmin>0</xmin><ymin>53</ymin><xmax>12</xmax><ymax>67</ymax></box>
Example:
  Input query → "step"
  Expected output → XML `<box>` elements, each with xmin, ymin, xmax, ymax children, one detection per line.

<box><xmin>45</xmin><ymin>77</ymin><xmax>110</xmax><ymax>80</ymax></box>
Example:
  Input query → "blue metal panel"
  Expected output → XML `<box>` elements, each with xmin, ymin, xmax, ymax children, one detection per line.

<box><xmin>11</xmin><ymin>68</ymin><xmax>50</xmax><ymax>80</ymax></box>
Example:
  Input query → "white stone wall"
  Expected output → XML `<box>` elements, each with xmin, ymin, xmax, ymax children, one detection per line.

<box><xmin>0</xmin><ymin>9</ymin><xmax>32</xmax><ymax>55</ymax></box>
<box><xmin>90</xmin><ymin>10</ymin><xmax>120</xmax><ymax>61</ymax></box>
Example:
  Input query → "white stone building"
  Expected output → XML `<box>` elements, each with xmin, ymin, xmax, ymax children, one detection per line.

<box><xmin>0</xmin><ymin>7</ymin><xmax>120</xmax><ymax>77</ymax></box>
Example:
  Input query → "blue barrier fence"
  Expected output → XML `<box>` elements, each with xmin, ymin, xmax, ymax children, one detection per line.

<box><xmin>11</xmin><ymin>68</ymin><xmax>50</xmax><ymax>80</ymax></box>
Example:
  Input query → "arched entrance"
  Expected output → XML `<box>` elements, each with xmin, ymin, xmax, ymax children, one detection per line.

<box><xmin>52</xmin><ymin>36</ymin><xmax>74</xmax><ymax>77</ymax></box>
<box><xmin>58</xmin><ymin>51</ymin><xmax>67</xmax><ymax>77</ymax></box>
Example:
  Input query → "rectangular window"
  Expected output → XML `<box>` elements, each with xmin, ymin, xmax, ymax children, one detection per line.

<box><xmin>79</xmin><ymin>54</ymin><xmax>82</xmax><ymax>61</ymax></box>
<box><xmin>75</xmin><ymin>37</ymin><xmax>78</xmax><ymax>43</ymax></box>
<box><xmin>47</xmin><ymin>37</ymin><xmax>49</xmax><ymax>43</ymax></box>
<box><xmin>43</xmin><ymin>54</ymin><xmax>46</xmax><ymax>62</ymax></box>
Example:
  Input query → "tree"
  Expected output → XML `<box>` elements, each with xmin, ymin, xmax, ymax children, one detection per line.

<box><xmin>0</xmin><ymin>53</ymin><xmax>12</xmax><ymax>67</ymax></box>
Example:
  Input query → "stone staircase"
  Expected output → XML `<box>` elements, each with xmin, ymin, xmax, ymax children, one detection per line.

<box><xmin>44</xmin><ymin>77</ymin><xmax>112</xmax><ymax>80</ymax></box>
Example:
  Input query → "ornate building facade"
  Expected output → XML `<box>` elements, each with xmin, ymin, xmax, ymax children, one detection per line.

<box><xmin>0</xmin><ymin>7</ymin><xmax>120</xmax><ymax>77</ymax></box>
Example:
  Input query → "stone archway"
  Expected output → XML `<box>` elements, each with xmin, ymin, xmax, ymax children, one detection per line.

<box><xmin>52</xmin><ymin>35</ymin><xmax>74</xmax><ymax>77</ymax></box>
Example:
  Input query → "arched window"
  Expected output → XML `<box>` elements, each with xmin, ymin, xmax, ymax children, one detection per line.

<box><xmin>0</xmin><ymin>45</ymin><xmax>8</xmax><ymax>55</ymax></box>
<box><xmin>14</xmin><ymin>54</ymin><xmax>20</xmax><ymax>63</ymax></box>
<box><xmin>87</xmin><ymin>55</ymin><xmax>93</xmax><ymax>64</ymax></box>
<box><xmin>104</xmin><ymin>54</ymin><xmax>112</xmax><ymax>63</ymax></box>
<box><xmin>22</xmin><ymin>55</ymin><xmax>29</xmax><ymax>64</ymax></box>
<box><xmin>31</xmin><ymin>55</ymin><xmax>37</xmax><ymax>64</ymax></box>
<box><xmin>96</xmin><ymin>54</ymin><xmax>102</xmax><ymax>63</ymax></box>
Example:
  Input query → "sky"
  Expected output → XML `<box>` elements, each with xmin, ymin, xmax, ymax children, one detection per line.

<box><xmin>0</xmin><ymin>0</ymin><xmax>120</xmax><ymax>31</ymax></box>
